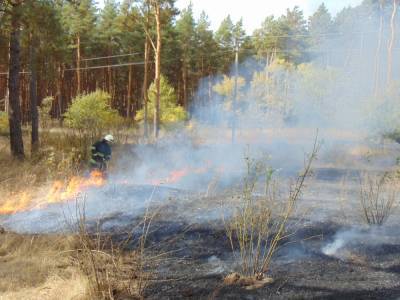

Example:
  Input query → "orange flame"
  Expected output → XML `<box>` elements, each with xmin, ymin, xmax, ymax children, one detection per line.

<box><xmin>0</xmin><ymin>192</ymin><xmax>31</xmax><ymax>215</ymax></box>
<box><xmin>151</xmin><ymin>168</ymin><xmax>189</xmax><ymax>185</ymax></box>
<box><xmin>0</xmin><ymin>171</ymin><xmax>106</xmax><ymax>215</ymax></box>
<box><xmin>149</xmin><ymin>164</ymin><xmax>214</xmax><ymax>186</ymax></box>
<box><xmin>47</xmin><ymin>170</ymin><xmax>105</xmax><ymax>203</ymax></box>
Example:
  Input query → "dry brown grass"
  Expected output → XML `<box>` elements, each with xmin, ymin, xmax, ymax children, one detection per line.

<box><xmin>0</xmin><ymin>231</ymin><xmax>88</xmax><ymax>299</ymax></box>
<box><xmin>0</xmin><ymin>270</ymin><xmax>88</xmax><ymax>300</ymax></box>
<box><xmin>66</xmin><ymin>196</ymin><xmax>157</xmax><ymax>300</ymax></box>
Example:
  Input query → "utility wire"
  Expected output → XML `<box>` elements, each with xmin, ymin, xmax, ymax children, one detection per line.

<box><xmin>64</xmin><ymin>60</ymin><xmax>148</xmax><ymax>71</ymax></box>
<box><xmin>82</xmin><ymin>52</ymin><xmax>141</xmax><ymax>61</ymax></box>
<box><xmin>0</xmin><ymin>61</ymin><xmax>149</xmax><ymax>75</ymax></box>
<box><xmin>0</xmin><ymin>71</ymin><xmax>30</xmax><ymax>75</ymax></box>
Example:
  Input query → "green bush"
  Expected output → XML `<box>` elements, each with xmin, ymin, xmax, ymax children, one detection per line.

<box><xmin>64</xmin><ymin>90</ymin><xmax>123</xmax><ymax>158</ymax></box>
<box><xmin>0</xmin><ymin>111</ymin><xmax>8</xmax><ymax>136</ymax></box>
<box><xmin>64</xmin><ymin>90</ymin><xmax>122</xmax><ymax>132</ymax></box>
<box><xmin>135</xmin><ymin>75</ymin><xmax>187</xmax><ymax>124</ymax></box>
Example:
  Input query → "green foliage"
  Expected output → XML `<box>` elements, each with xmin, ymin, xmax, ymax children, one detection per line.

<box><xmin>98</xmin><ymin>0</ymin><xmax>121</xmax><ymax>47</ymax></box>
<box><xmin>213</xmin><ymin>75</ymin><xmax>246</xmax><ymax>111</ymax></box>
<box><xmin>0</xmin><ymin>112</ymin><xmax>8</xmax><ymax>136</ymax></box>
<box><xmin>308</xmin><ymin>3</ymin><xmax>333</xmax><ymax>48</ymax></box>
<box><xmin>195</xmin><ymin>12</ymin><xmax>218</xmax><ymax>73</ymax></box>
<box><xmin>61</xmin><ymin>0</ymin><xmax>97</xmax><ymax>39</ymax></box>
<box><xmin>215</xmin><ymin>15</ymin><xmax>246</xmax><ymax>72</ymax></box>
<box><xmin>63</xmin><ymin>90</ymin><xmax>123</xmax><ymax>159</ymax></box>
<box><xmin>250</xmin><ymin>59</ymin><xmax>294</xmax><ymax>118</ymax></box>
<box><xmin>64</xmin><ymin>90</ymin><xmax>122</xmax><ymax>133</ymax></box>
<box><xmin>252</xmin><ymin>7</ymin><xmax>308</xmax><ymax>64</ymax></box>
<box><xmin>297</xmin><ymin>63</ymin><xmax>338</xmax><ymax>106</ymax></box>
<box><xmin>135</xmin><ymin>75</ymin><xmax>187</xmax><ymax>124</ymax></box>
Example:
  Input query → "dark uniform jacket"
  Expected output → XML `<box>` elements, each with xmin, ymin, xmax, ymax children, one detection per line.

<box><xmin>91</xmin><ymin>139</ymin><xmax>112</xmax><ymax>163</ymax></box>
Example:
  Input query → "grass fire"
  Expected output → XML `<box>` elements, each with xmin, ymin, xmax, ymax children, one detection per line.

<box><xmin>1</xmin><ymin>0</ymin><xmax>400</xmax><ymax>299</ymax></box>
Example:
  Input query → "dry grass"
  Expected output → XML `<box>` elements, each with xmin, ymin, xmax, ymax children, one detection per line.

<box><xmin>66</xmin><ymin>196</ymin><xmax>156</xmax><ymax>300</ymax></box>
<box><xmin>0</xmin><ymin>199</ymin><xmax>156</xmax><ymax>300</ymax></box>
<box><xmin>0</xmin><ymin>271</ymin><xmax>88</xmax><ymax>300</ymax></box>
<box><xmin>0</xmin><ymin>231</ymin><xmax>88</xmax><ymax>299</ymax></box>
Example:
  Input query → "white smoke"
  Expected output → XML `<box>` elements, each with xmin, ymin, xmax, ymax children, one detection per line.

<box><xmin>322</xmin><ymin>226</ymin><xmax>400</xmax><ymax>257</ymax></box>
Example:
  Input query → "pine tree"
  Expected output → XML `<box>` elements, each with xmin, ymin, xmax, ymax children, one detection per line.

<box><xmin>98</xmin><ymin>0</ymin><xmax>121</xmax><ymax>101</ymax></box>
<box><xmin>176</xmin><ymin>4</ymin><xmax>196</xmax><ymax>108</ymax></box>
<box><xmin>308</xmin><ymin>3</ymin><xmax>332</xmax><ymax>47</ymax></box>
<box><xmin>61</xmin><ymin>0</ymin><xmax>97</xmax><ymax>95</ymax></box>
<box><xmin>215</xmin><ymin>15</ymin><xmax>235</xmax><ymax>73</ymax></box>
<box><xmin>7</xmin><ymin>0</ymin><xmax>24</xmax><ymax>159</ymax></box>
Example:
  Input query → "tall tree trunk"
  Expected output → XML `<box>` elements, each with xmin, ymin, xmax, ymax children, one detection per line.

<box><xmin>107</xmin><ymin>48</ymin><xmax>112</xmax><ymax>104</ymax></box>
<box><xmin>76</xmin><ymin>34</ymin><xmax>81</xmax><ymax>95</ymax></box>
<box><xmin>4</xmin><ymin>79</ymin><xmax>9</xmax><ymax>113</ymax></box>
<box><xmin>29</xmin><ymin>35</ymin><xmax>39</xmax><ymax>154</ymax></box>
<box><xmin>232</xmin><ymin>43</ymin><xmax>239</xmax><ymax>144</ymax></box>
<box><xmin>182</xmin><ymin>64</ymin><xmax>188</xmax><ymax>109</ymax></box>
<box><xmin>153</xmin><ymin>2</ymin><xmax>161</xmax><ymax>138</ymax></box>
<box><xmin>142</xmin><ymin>32</ymin><xmax>150</xmax><ymax>137</ymax></box>
<box><xmin>387</xmin><ymin>0</ymin><xmax>398</xmax><ymax>85</ymax></box>
<box><xmin>374</xmin><ymin>1</ymin><xmax>384</xmax><ymax>98</ymax></box>
<box><xmin>57</xmin><ymin>63</ymin><xmax>64</xmax><ymax>121</ymax></box>
<box><xmin>127</xmin><ymin>64</ymin><xmax>133</xmax><ymax>117</ymax></box>
<box><xmin>208</xmin><ymin>71</ymin><xmax>212</xmax><ymax>104</ymax></box>
<box><xmin>8</xmin><ymin>3</ymin><xmax>24</xmax><ymax>159</ymax></box>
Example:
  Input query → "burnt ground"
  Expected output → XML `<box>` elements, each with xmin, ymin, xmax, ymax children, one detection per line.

<box><xmin>135</xmin><ymin>219</ymin><xmax>400</xmax><ymax>300</ymax></box>
<box><xmin>96</xmin><ymin>186</ymin><xmax>400</xmax><ymax>300</ymax></box>
<box><xmin>105</xmin><ymin>143</ymin><xmax>400</xmax><ymax>300</ymax></box>
<box><xmin>3</xmin><ymin>139</ymin><xmax>400</xmax><ymax>299</ymax></box>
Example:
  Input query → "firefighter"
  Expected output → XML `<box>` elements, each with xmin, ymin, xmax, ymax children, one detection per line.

<box><xmin>90</xmin><ymin>134</ymin><xmax>114</xmax><ymax>173</ymax></box>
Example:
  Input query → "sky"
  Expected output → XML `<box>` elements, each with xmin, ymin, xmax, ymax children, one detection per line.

<box><xmin>174</xmin><ymin>0</ymin><xmax>363</xmax><ymax>33</ymax></box>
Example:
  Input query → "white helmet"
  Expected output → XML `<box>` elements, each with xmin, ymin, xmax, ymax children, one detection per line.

<box><xmin>104</xmin><ymin>134</ymin><xmax>114</xmax><ymax>143</ymax></box>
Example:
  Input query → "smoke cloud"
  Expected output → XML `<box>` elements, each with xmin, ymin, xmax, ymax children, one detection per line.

<box><xmin>2</xmin><ymin>4</ymin><xmax>400</xmax><ymax>237</ymax></box>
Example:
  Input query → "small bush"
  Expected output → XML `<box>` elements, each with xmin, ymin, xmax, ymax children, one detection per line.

<box><xmin>359</xmin><ymin>173</ymin><xmax>398</xmax><ymax>225</ymax></box>
<box><xmin>224</xmin><ymin>140</ymin><xmax>318</xmax><ymax>278</ymax></box>
<box><xmin>224</xmin><ymin>156</ymin><xmax>278</xmax><ymax>277</ymax></box>
<box><xmin>64</xmin><ymin>90</ymin><xmax>122</xmax><ymax>134</ymax></box>
<box><xmin>64</xmin><ymin>90</ymin><xmax>123</xmax><ymax>158</ymax></box>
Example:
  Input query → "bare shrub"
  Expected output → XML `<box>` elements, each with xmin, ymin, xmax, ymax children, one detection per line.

<box><xmin>359</xmin><ymin>172</ymin><xmax>398</xmax><ymax>225</ymax></box>
<box><xmin>224</xmin><ymin>138</ymin><xmax>318</xmax><ymax>279</ymax></box>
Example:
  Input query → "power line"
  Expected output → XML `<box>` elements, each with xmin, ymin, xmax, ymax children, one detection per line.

<box><xmin>0</xmin><ymin>61</ymin><xmax>149</xmax><ymax>75</ymax></box>
<box><xmin>0</xmin><ymin>71</ymin><xmax>30</xmax><ymax>75</ymax></box>
<box><xmin>249</xmin><ymin>30</ymin><xmax>379</xmax><ymax>39</ymax></box>
<box><xmin>64</xmin><ymin>60</ymin><xmax>148</xmax><ymax>71</ymax></box>
<box><xmin>82</xmin><ymin>52</ymin><xmax>141</xmax><ymax>61</ymax></box>
<box><xmin>0</xmin><ymin>51</ymin><xmax>144</xmax><ymax>67</ymax></box>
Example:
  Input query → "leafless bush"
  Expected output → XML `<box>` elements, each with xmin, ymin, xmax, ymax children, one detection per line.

<box><xmin>224</xmin><ymin>138</ymin><xmax>318</xmax><ymax>279</ymax></box>
<box><xmin>359</xmin><ymin>172</ymin><xmax>399</xmax><ymax>225</ymax></box>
